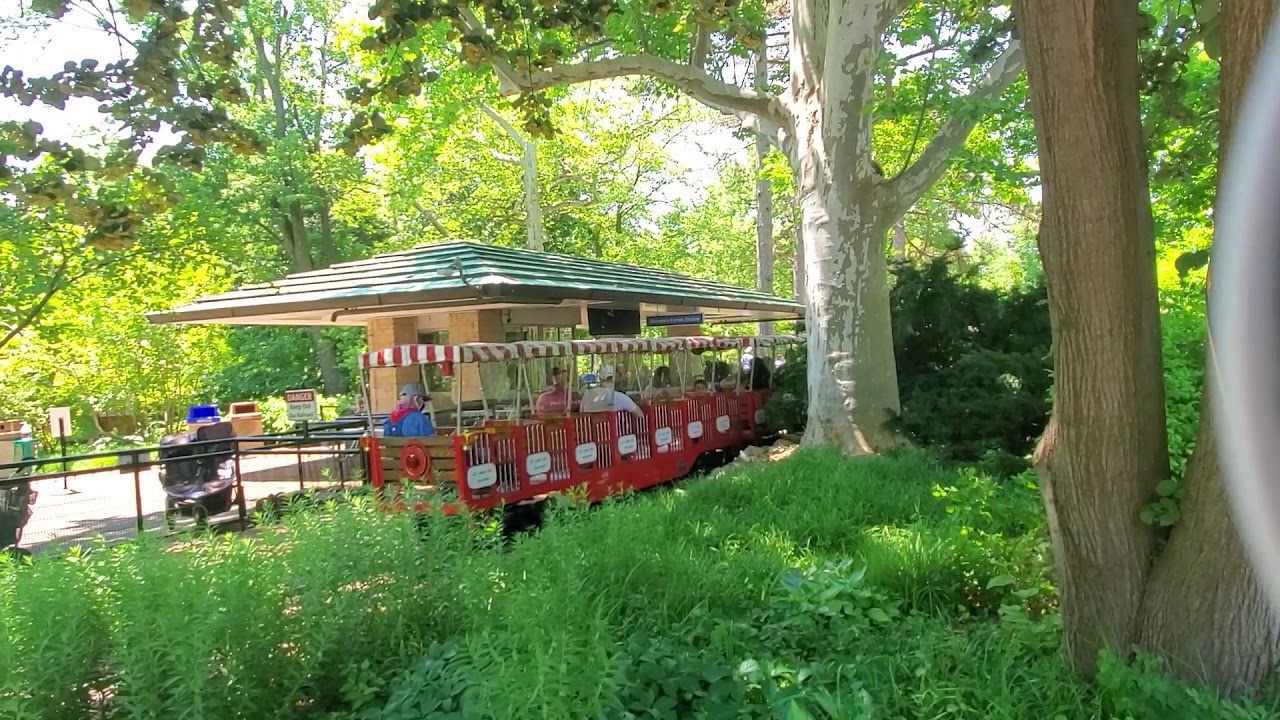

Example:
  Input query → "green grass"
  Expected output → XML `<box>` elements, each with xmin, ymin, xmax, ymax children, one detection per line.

<box><xmin>0</xmin><ymin>448</ymin><xmax>1273</xmax><ymax>719</ymax></box>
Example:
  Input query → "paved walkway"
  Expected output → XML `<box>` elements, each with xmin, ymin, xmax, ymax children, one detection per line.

<box><xmin>15</xmin><ymin>448</ymin><xmax>363</xmax><ymax>554</ymax></box>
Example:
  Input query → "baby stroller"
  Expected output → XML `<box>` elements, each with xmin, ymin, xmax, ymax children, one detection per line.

<box><xmin>0</xmin><ymin>478</ymin><xmax>35</xmax><ymax>556</ymax></box>
<box><xmin>157</xmin><ymin>421</ymin><xmax>240</xmax><ymax>529</ymax></box>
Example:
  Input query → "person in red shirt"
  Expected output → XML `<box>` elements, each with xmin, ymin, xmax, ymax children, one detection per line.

<box><xmin>535</xmin><ymin>367</ymin><xmax>580</xmax><ymax>416</ymax></box>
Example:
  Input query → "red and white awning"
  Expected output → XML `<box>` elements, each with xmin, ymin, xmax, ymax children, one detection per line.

<box><xmin>358</xmin><ymin>334</ymin><xmax>802</xmax><ymax>369</ymax></box>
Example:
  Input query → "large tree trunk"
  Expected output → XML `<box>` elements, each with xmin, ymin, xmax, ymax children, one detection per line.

<box><xmin>284</xmin><ymin>205</ymin><xmax>348</xmax><ymax>395</ymax></box>
<box><xmin>1017</xmin><ymin>0</ymin><xmax>1280</xmax><ymax>692</ymax></box>
<box><xmin>792</xmin><ymin>220</ymin><xmax>806</xmax><ymax>308</ymax></box>
<box><xmin>1135</xmin><ymin>0</ymin><xmax>1280</xmax><ymax>693</ymax></box>
<box><xmin>788</xmin><ymin>8</ymin><xmax>904</xmax><ymax>454</ymax></box>
<box><xmin>1013</xmin><ymin>0</ymin><xmax>1169</xmax><ymax>676</ymax></box>
<box><xmin>755</xmin><ymin>45</ymin><xmax>775</xmax><ymax>337</ymax></box>
<box><xmin>794</xmin><ymin>110</ymin><xmax>902</xmax><ymax>453</ymax></box>
<box><xmin>1137</xmin><ymin>374</ymin><xmax>1280</xmax><ymax>691</ymax></box>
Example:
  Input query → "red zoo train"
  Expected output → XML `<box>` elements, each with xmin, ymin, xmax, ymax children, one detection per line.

<box><xmin>357</xmin><ymin>334</ymin><xmax>800</xmax><ymax>514</ymax></box>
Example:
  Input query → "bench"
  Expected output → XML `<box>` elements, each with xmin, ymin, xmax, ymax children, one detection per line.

<box><xmin>376</xmin><ymin>435</ymin><xmax>458</xmax><ymax>488</ymax></box>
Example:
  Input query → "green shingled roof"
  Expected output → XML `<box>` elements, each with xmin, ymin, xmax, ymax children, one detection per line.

<box><xmin>148</xmin><ymin>240</ymin><xmax>802</xmax><ymax>325</ymax></box>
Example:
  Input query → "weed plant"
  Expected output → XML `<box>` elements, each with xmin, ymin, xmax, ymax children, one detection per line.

<box><xmin>0</xmin><ymin>449</ymin><xmax>1273</xmax><ymax>719</ymax></box>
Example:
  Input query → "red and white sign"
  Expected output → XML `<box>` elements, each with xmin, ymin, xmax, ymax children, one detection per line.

<box><xmin>284</xmin><ymin>389</ymin><xmax>320</xmax><ymax>423</ymax></box>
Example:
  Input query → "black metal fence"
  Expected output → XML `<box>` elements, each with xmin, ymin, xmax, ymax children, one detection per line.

<box><xmin>0</xmin><ymin>419</ymin><xmax>373</xmax><ymax>555</ymax></box>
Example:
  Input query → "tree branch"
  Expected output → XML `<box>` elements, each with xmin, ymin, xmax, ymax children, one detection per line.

<box><xmin>488</xmin><ymin>149</ymin><xmax>521</xmax><ymax>164</ymax></box>
<box><xmin>478</xmin><ymin>102</ymin><xmax>528</xmax><ymax>149</ymax></box>
<box><xmin>503</xmin><ymin>53</ymin><xmax>781</xmax><ymax>122</ymax></box>
<box><xmin>876</xmin><ymin>0</ymin><xmax>920</xmax><ymax>30</ymax></box>
<box><xmin>413</xmin><ymin>201</ymin><xmax>452</xmax><ymax>237</ymax></box>
<box><xmin>879</xmin><ymin>41</ymin><xmax>1025</xmax><ymax>223</ymax></box>
<box><xmin>452</xmin><ymin>10</ymin><xmax>784</xmax><ymax>126</ymax></box>
<box><xmin>893</xmin><ymin>36</ymin><xmax>963</xmax><ymax>66</ymax></box>
<box><xmin>689</xmin><ymin>19</ymin><xmax>712</xmax><ymax>69</ymax></box>
<box><xmin>0</xmin><ymin>255</ymin><xmax>71</xmax><ymax>353</ymax></box>
<box><xmin>545</xmin><ymin>197</ymin><xmax>595</xmax><ymax>212</ymax></box>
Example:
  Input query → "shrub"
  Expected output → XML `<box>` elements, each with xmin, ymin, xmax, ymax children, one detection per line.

<box><xmin>891</xmin><ymin>260</ymin><xmax>1052</xmax><ymax>472</ymax></box>
<box><xmin>760</xmin><ymin>342</ymin><xmax>807</xmax><ymax>433</ymax></box>
<box><xmin>1</xmin><ymin>451</ymin><xmax>1271</xmax><ymax>719</ymax></box>
<box><xmin>763</xmin><ymin>261</ymin><xmax>1053</xmax><ymax>471</ymax></box>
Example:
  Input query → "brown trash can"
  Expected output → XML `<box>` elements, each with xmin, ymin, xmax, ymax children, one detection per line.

<box><xmin>0</xmin><ymin>422</ymin><xmax>20</xmax><ymax>478</ymax></box>
<box><xmin>226</xmin><ymin>402</ymin><xmax>265</xmax><ymax>449</ymax></box>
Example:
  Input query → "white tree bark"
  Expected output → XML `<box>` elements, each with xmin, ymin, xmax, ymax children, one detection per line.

<box><xmin>891</xmin><ymin>222</ymin><xmax>907</xmax><ymax>262</ymax></box>
<box><xmin>755</xmin><ymin>45</ymin><xmax>776</xmax><ymax>337</ymax></box>
<box><xmin>480</xmin><ymin>102</ymin><xmax>546</xmax><ymax>251</ymax></box>
<box><xmin>793</xmin><ymin>220</ymin><xmax>807</xmax><ymax>308</ymax></box>
<box><xmin>521</xmin><ymin>138</ymin><xmax>545</xmax><ymax>251</ymax></box>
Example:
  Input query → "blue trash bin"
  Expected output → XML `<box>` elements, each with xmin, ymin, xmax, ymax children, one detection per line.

<box><xmin>186</xmin><ymin>405</ymin><xmax>221</xmax><ymax>425</ymax></box>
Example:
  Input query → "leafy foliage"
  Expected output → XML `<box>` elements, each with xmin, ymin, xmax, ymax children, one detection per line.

<box><xmin>890</xmin><ymin>260</ymin><xmax>1052</xmax><ymax>474</ymax></box>
<box><xmin>3</xmin><ymin>450</ymin><xmax>1272</xmax><ymax>718</ymax></box>
<box><xmin>764</xmin><ymin>261</ymin><xmax>1052</xmax><ymax>475</ymax></box>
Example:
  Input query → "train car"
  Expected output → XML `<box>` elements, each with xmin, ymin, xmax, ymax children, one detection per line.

<box><xmin>356</xmin><ymin>334</ymin><xmax>799</xmax><ymax>514</ymax></box>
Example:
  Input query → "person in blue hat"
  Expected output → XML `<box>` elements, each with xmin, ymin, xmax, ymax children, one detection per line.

<box><xmin>384</xmin><ymin>382</ymin><xmax>436</xmax><ymax>437</ymax></box>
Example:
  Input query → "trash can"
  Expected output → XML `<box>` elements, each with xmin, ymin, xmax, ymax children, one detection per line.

<box><xmin>0</xmin><ymin>421</ymin><xmax>29</xmax><ymax>480</ymax></box>
<box><xmin>1</xmin><ymin>423</ymin><xmax>35</xmax><ymax>549</ymax></box>
<box><xmin>226</xmin><ymin>401</ymin><xmax>264</xmax><ymax>449</ymax></box>
<box><xmin>186</xmin><ymin>404</ymin><xmax>221</xmax><ymax>433</ymax></box>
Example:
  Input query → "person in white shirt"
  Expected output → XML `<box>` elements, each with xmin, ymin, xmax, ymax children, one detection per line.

<box><xmin>580</xmin><ymin>364</ymin><xmax>645</xmax><ymax>419</ymax></box>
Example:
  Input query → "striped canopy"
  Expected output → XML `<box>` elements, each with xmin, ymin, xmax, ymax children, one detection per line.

<box><xmin>358</xmin><ymin>335</ymin><xmax>802</xmax><ymax>369</ymax></box>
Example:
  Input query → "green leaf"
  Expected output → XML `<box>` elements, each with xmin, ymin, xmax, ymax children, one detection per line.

<box><xmin>784</xmin><ymin>700</ymin><xmax>816</xmax><ymax>720</ymax></box>
<box><xmin>867</xmin><ymin>607</ymin><xmax>891</xmax><ymax>623</ymax></box>
<box><xmin>1156</xmin><ymin>478</ymin><xmax>1180</xmax><ymax>497</ymax></box>
<box><xmin>986</xmin><ymin>574</ymin><xmax>1017</xmax><ymax>589</ymax></box>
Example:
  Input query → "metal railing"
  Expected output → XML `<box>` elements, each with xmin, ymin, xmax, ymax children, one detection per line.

<box><xmin>0</xmin><ymin>419</ymin><xmax>371</xmax><ymax>555</ymax></box>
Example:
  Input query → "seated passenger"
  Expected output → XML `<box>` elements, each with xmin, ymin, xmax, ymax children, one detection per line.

<box><xmin>644</xmin><ymin>365</ymin><xmax>682</xmax><ymax>400</ymax></box>
<box><xmin>744</xmin><ymin>356</ymin><xmax>772</xmax><ymax>390</ymax></box>
<box><xmin>535</xmin><ymin>367</ymin><xmax>580</xmax><ymax>416</ymax></box>
<box><xmin>580</xmin><ymin>364</ymin><xmax>645</xmax><ymax>419</ymax></box>
<box><xmin>690</xmin><ymin>378</ymin><xmax>710</xmax><ymax>394</ymax></box>
<box><xmin>385</xmin><ymin>383</ymin><xmax>436</xmax><ymax>437</ymax></box>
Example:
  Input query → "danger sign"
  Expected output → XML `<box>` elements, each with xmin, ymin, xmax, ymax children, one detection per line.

<box><xmin>284</xmin><ymin>389</ymin><xmax>320</xmax><ymax>423</ymax></box>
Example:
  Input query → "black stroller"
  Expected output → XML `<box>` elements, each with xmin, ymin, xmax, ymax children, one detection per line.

<box><xmin>0</xmin><ymin>477</ymin><xmax>35</xmax><ymax>555</ymax></box>
<box><xmin>157</xmin><ymin>421</ymin><xmax>240</xmax><ymax>529</ymax></box>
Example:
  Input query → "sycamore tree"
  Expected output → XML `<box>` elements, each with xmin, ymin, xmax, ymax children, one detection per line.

<box><xmin>352</xmin><ymin>0</ymin><xmax>1026</xmax><ymax>453</ymax></box>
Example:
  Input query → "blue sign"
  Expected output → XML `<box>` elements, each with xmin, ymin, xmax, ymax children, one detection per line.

<box><xmin>646</xmin><ymin>313</ymin><xmax>703</xmax><ymax>327</ymax></box>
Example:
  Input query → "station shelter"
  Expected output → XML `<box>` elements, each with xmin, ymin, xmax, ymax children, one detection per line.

<box><xmin>148</xmin><ymin>240</ymin><xmax>803</xmax><ymax>415</ymax></box>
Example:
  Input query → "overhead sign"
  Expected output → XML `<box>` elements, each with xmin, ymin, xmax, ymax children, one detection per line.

<box><xmin>284</xmin><ymin>389</ymin><xmax>320</xmax><ymax>423</ymax></box>
<box><xmin>48</xmin><ymin>406</ymin><xmax>72</xmax><ymax>438</ymax></box>
<box><xmin>646</xmin><ymin>313</ymin><xmax>703</xmax><ymax>327</ymax></box>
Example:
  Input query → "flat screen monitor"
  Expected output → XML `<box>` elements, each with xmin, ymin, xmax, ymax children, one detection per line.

<box><xmin>586</xmin><ymin>308</ymin><xmax>641</xmax><ymax>337</ymax></box>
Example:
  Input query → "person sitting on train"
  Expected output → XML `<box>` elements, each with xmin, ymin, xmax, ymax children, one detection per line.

<box><xmin>535</xmin><ymin>367</ymin><xmax>580</xmax><ymax>416</ymax></box>
<box><xmin>690</xmin><ymin>378</ymin><xmax>710</xmax><ymax>394</ymax></box>
<box><xmin>644</xmin><ymin>365</ymin><xmax>682</xmax><ymax>400</ymax></box>
<box><xmin>742</xmin><ymin>356</ymin><xmax>772</xmax><ymax>390</ymax></box>
<box><xmin>385</xmin><ymin>382</ymin><xmax>436</xmax><ymax>437</ymax></box>
<box><xmin>580</xmin><ymin>364</ymin><xmax>645</xmax><ymax>419</ymax></box>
